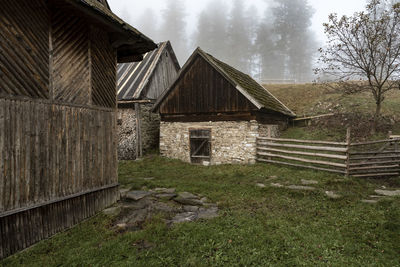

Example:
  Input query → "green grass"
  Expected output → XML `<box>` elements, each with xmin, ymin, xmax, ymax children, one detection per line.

<box><xmin>2</xmin><ymin>156</ymin><xmax>400</xmax><ymax>266</ymax></box>
<box><xmin>265</xmin><ymin>83</ymin><xmax>400</xmax><ymax>119</ymax></box>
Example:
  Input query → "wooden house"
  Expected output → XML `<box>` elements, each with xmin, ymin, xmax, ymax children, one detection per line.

<box><xmin>0</xmin><ymin>0</ymin><xmax>156</xmax><ymax>258</ymax></box>
<box><xmin>117</xmin><ymin>41</ymin><xmax>180</xmax><ymax>160</ymax></box>
<box><xmin>153</xmin><ymin>48</ymin><xmax>295</xmax><ymax>165</ymax></box>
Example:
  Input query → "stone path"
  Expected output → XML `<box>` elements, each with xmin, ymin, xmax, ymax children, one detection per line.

<box><xmin>255</xmin><ymin>177</ymin><xmax>399</xmax><ymax>204</ymax></box>
<box><xmin>104</xmin><ymin>187</ymin><xmax>219</xmax><ymax>232</ymax></box>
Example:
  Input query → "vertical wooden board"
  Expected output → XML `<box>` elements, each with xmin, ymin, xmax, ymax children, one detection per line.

<box><xmin>23</xmin><ymin>101</ymin><xmax>31</xmax><ymax>206</ymax></box>
<box><xmin>33</xmin><ymin>102</ymin><xmax>40</xmax><ymax>203</ymax></box>
<box><xmin>29</xmin><ymin>100</ymin><xmax>36</xmax><ymax>204</ymax></box>
<box><xmin>10</xmin><ymin>100</ymin><xmax>16</xmax><ymax>210</ymax></box>
<box><xmin>3</xmin><ymin>100</ymin><xmax>9</xmax><ymax>211</ymax></box>
<box><xmin>0</xmin><ymin>99</ymin><xmax>4</xmax><ymax>212</ymax></box>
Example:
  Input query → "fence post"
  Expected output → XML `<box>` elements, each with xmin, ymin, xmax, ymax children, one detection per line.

<box><xmin>345</xmin><ymin>127</ymin><xmax>351</xmax><ymax>177</ymax></box>
<box><xmin>267</xmin><ymin>126</ymin><xmax>272</xmax><ymax>160</ymax></box>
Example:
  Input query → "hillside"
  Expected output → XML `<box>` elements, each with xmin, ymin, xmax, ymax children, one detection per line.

<box><xmin>264</xmin><ymin>83</ymin><xmax>400</xmax><ymax>119</ymax></box>
<box><xmin>263</xmin><ymin>83</ymin><xmax>400</xmax><ymax>140</ymax></box>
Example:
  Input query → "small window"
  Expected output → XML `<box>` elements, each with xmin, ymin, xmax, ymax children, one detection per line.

<box><xmin>190</xmin><ymin>129</ymin><xmax>211</xmax><ymax>164</ymax></box>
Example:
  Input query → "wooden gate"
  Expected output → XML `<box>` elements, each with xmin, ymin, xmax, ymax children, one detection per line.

<box><xmin>190</xmin><ymin>129</ymin><xmax>211</xmax><ymax>164</ymax></box>
<box><xmin>349</xmin><ymin>138</ymin><xmax>400</xmax><ymax>177</ymax></box>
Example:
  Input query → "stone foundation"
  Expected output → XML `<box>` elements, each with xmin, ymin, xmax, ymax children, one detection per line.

<box><xmin>117</xmin><ymin>103</ymin><xmax>160</xmax><ymax>160</ymax></box>
<box><xmin>160</xmin><ymin>120</ymin><xmax>279</xmax><ymax>165</ymax></box>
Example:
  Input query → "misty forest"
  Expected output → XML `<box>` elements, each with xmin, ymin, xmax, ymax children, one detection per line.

<box><xmin>130</xmin><ymin>0</ymin><xmax>318</xmax><ymax>83</ymax></box>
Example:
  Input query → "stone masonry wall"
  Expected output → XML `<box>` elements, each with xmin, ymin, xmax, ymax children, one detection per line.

<box><xmin>140</xmin><ymin>103</ymin><xmax>161</xmax><ymax>154</ymax></box>
<box><xmin>117</xmin><ymin>108</ymin><xmax>137</xmax><ymax>160</ymax></box>
<box><xmin>117</xmin><ymin>103</ymin><xmax>161</xmax><ymax>160</ymax></box>
<box><xmin>160</xmin><ymin>120</ymin><xmax>279</xmax><ymax>165</ymax></box>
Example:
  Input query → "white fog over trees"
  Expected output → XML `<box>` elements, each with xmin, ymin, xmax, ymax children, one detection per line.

<box><xmin>131</xmin><ymin>0</ymin><xmax>318</xmax><ymax>82</ymax></box>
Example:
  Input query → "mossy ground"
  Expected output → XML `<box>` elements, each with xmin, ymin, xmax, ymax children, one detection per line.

<box><xmin>2</xmin><ymin>156</ymin><xmax>399</xmax><ymax>266</ymax></box>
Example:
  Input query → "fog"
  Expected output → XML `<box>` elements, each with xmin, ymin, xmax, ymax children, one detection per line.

<box><xmin>108</xmin><ymin>0</ymin><xmax>366</xmax><ymax>82</ymax></box>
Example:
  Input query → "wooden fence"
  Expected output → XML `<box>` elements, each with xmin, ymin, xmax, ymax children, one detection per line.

<box><xmin>257</xmin><ymin>129</ymin><xmax>400</xmax><ymax>178</ymax></box>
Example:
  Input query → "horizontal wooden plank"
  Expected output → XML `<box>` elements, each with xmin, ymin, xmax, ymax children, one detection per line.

<box><xmin>257</xmin><ymin>152</ymin><xmax>346</xmax><ymax>168</ymax></box>
<box><xmin>349</xmin><ymin>160</ymin><xmax>400</xmax><ymax>167</ymax></box>
<box><xmin>350</xmin><ymin>155</ymin><xmax>400</xmax><ymax>161</ymax></box>
<box><xmin>257</xmin><ymin>158</ymin><xmax>346</xmax><ymax>174</ymax></box>
<box><xmin>257</xmin><ymin>147</ymin><xmax>347</xmax><ymax>160</ymax></box>
<box><xmin>349</xmin><ymin>150</ymin><xmax>400</xmax><ymax>155</ymax></box>
<box><xmin>257</xmin><ymin>137</ymin><xmax>347</xmax><ymax>146</ymax></box>
<box><xmin>349</xmin><ymin>165</ymin><xmax>400</xmax><ymax>171</ymax></box>
<box><xmin>350</xmin><ymin>139</ymin><xmax>400</xmax><ymax>146</ymax></box>
<box><xmin>352</xmin><ymin>173</ymin><xmax>399</xmax><ymax>178</ymax></box>
<box><xmin>258</xmin><ymin>142</ymin><xmax>348</xmax><ymax>153</ymax></box>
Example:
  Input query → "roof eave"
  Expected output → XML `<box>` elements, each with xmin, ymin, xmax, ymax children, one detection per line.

<box><xmin>65</xmin><ymin>0</ymin><xmax>157</xmax><ymax>62</ymax></box>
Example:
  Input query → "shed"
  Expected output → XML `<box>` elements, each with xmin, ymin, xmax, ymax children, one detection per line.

<box><xmin>0</xmin><ymin>0</ymin><xmax>156</xmax><ymax>258</ymax></box>
<box><xmin>153</xmin><ymin>48</ymin><xmax>296</xmax><ymax>165</ymax></box>
<box><xmin>117</xmin><ymin>41</ymin><xmax>180</xmax><ymax>159</ymax></box>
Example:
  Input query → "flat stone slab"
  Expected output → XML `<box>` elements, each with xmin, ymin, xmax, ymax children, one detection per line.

<box><xmin>301</xmin><ymin>179</ymin><xmax>318</xmax><ymax>185</ymax></box>
<box><xmin>287</xmin><ymin>185</ymin><xmax>316</xmax><ymax>191</ymax></box>
<box><xmin>154</xmin><ymin>188</ymin><xmax>176</xmax><ymax>194</ymax></box>
<box><xmin>374</xmin><ymin>189</ymin><xmax>400</xmax><ymax>197</ymax></box>
<box><xmin>369</xmin><ymin>195</ymin><xmax>384</xmax><ymax>198</ymax></box>
<box><xmin>361</xmin><ymin>199</ymin><xmax>378</xmax><ymax>204</ymax></box>
<box><xmin>197</xmin><ymin>207</ymin><xmax>219</xmax><ymax>220</ymax></box>
<box><xmin>256</xmin><ymin>183</ymin><xmax>266</xmax><ymax>188</ymax></box>
<box><xmin>155</xmin><ymin>193</ymin><xmax>177</xmax><ymax>200</ymax></box>
<box><xmin>103</xmin><ymin>206</ymin><xmax>121</xmax><ymax>216</ymax></box>
<box><xmin>171</xmin><ymin>212</ymin><xmax>198</xmax><ymax>224</ymax></box>
<box><xmin>325</xmin><ymin>191</ymin><xmax>341</xmax><ymax>199</ymax></box>
<box><xmin>174</xmin><ymin>196</ymin><xmax>203</xmax><ymax>206</ymax></box>
<box><xmin>125</xmin><ymin>191</ymin><xmax>153</xmax><ymax>201</ymax></box>
<box><xmin>178</xmin><ymin>192</ymin><xmax>199</xmax><ymax>199</ymax></box>
<box><xmin>270</xmin><ymin>183</ymin><xmax>284</xmax><ymax>188</ymax></box>
<box><xmin>119</xmin><ymin>189</ymin><xmax>130</xmax><ymax>198</ymax></box>
<box><xmin>183</xmin><ymin>205</ymin><xmax>200</xmax><ymax>212</ymax></box>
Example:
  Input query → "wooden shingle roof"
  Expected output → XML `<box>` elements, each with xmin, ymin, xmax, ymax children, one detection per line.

<box><xmin>153</xmin><ymin>47</ymin><xmax>296</xmax><ymax>117</ymax></box>
<box><xmin>117</xmin><ymin>41</ymin><xmax>180</xmax><ymax>101</ymax></box>
<box><xmin>64</xmin><ymin>0</ymin><xmax>157</xmax><ymax>61</ymax></box>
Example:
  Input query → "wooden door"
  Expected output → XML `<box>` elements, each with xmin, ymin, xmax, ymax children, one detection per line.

<box><xmin>190</xmin><ymin>129</ymin><xmax>211</xmax><ymax>164</ymax></box>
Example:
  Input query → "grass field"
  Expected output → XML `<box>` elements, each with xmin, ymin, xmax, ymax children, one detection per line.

<box><xmin>265</xmin><ymin>83</ymin><xmax>400</xmax><ymax>119</ymax></box>
<box><xmin>2</xmin><ymin>156</ymin><xmax>399</xmax><ymax>266</ymax></box>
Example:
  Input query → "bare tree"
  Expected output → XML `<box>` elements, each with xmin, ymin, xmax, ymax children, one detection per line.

<box><xmin>317</xmin><ymin>0</ymin><xmax>400</xmax><ymax>131</ymax></box>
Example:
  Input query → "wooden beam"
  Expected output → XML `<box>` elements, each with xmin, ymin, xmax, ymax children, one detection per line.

<box><xmin>258</xmin><ymin>142</ymin><xmax>348</xmax><ymax>153</ymax></box>
<box><xmin>257</xmin><ymin>137</ymin><xmax>347</xmax><ymax>146</ymax></box>
<box><xmin>257</xmin><ymin>147</ymin><xmax>347</xmax><ymax>160</ymax></box>
<box><xmin>257</xmin><ymin>158</ymin><xmax>345</xmax><ymax>174</ymax></box>
<box><xmin>257</xmin><ymin>152</ymin><xmax>346</xmax><ymax>168</ymax></box>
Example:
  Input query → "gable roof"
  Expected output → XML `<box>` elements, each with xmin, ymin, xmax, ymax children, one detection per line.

<box><xmin>153</xmin><ymin>47</ymin><xmax>296</xmax><ymax>117</ymax></box>
<box><xmin>117</xmin><ymin>41</ymin><xmax>180</xmax><ymax>101</ymax></box>
<box><xmin>63</xmin><ymin>0</ymin><xmax>157</xmax><ymax>62</ymax></box>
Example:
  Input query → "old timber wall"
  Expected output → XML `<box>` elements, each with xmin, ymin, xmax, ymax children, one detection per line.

<box><xmin>0</xmin><ymin>98</ymin><xmax>119</xmax><ymax>259</ymax></box>
<box><xmin>159</xmin><ymin>120</ymin><xmax>279</xmax><ymax>165</ymax></box>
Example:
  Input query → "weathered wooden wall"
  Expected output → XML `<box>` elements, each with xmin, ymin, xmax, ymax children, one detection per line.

<box><xmin>143</xmin><ymin>45</ymin><xmax>179</xmax><ymax>100</ymax></box>
<box><xmin>0</xmin><ymin>98</ymin><xmax>119</xmax><ymax>258</ymax></box>
<box><xmin>0</xmin><ymin>0</ymin><xmax>119</xmax><ymax>259</ymax></box>
<box><xmin>159</xmin><ymin>54</ymin><xmax>257</xmax><ymax>115</ymax></box>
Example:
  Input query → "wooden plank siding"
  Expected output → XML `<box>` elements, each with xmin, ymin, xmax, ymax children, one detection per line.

<box><xmin>0</xmin><ymin>98</ymin><xmax>118</xmax><ymax>212</ymax></box>
<box><xmin>0</xmin><ymin>98</ymin><xmax>119</xmax><ymax>258</ymax></box>
<box><xmin>159</xmin><ymin>54</ymin><xmax>257</xmax><ymax>115</ymax></box>
<box><xmin>0</xmin><ymin>0</ymin><xmax>123</xmax><ymax>259</ymax></box>
<box><xmin>0</xmin><ymin>0</ymin><xmax>49</xmax><ymax>99</ymax></box>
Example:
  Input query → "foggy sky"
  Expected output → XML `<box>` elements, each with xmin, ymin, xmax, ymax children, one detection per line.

<box><xmin>108</xmin><ymin>0</ymin><xmax>367</xmax><ymax>43</ymax></box>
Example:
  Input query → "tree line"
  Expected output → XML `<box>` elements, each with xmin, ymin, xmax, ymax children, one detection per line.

<box><xmin>133</xmin><ymin>0</ymin><xmax>318</xmax><ymax>82</ymax></box>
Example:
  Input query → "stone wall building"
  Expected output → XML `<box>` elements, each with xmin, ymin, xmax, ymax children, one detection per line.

<box><xmin>153</xmin><ymin>48</ymin><xmax>296</xmax><ymax>165</ymax></box>
<box><xmin>117</xmin><ymin>41</ymin><xmax>180</xmax><ymax>160</ymax></box>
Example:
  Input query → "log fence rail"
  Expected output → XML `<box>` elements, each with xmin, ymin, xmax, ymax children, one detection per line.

<box><xmin>257</xmin><ymin>129</ymin><xmax>400</xmax><ymax>178</ymax></box>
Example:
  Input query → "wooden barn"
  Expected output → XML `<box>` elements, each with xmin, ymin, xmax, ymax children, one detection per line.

<box><xmin>153</xmin><ymin>48</ymin><xmax>296</xmax><ymax>165</ymax></box>
<box><xmin>0</xmin><ymin>0</ymin><xmax>156</xmax><ymax>258</ymax></box>
<box><xmin>117</xmin><ymin>41</ymin><xmax>180</xmax><ymax>160</ymax></box>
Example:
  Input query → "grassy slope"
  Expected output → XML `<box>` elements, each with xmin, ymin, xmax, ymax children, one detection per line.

<box><xmin>264</xmin><ymin>83</ymin><xmax>400</xmax><ymax>119</ymax></box>
<box><xmin>2</xmin><ymin>156</ymin><xmax>399</xmax><ymax>266</ymax></box>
